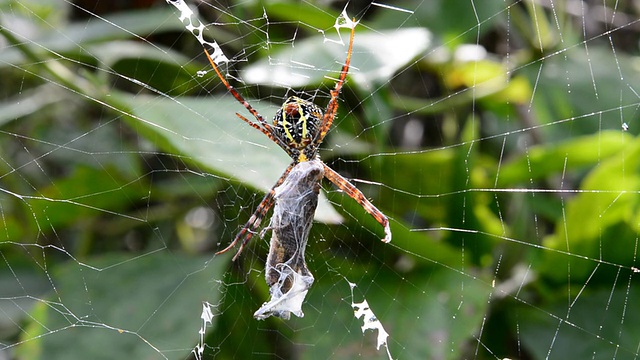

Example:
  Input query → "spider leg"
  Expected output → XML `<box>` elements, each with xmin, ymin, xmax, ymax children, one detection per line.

<box><xmin>204</xmin><ymin>48</ymin><xmax>270</xmax><ymax>129</ymax></box>
<box><xmin>216</xmin><ymin>163</ymin><xmax>296</xmax><ymax>260</ymax></box>
<box><xmin>322</xmin><ymin>162</ymin><xmax>391</xmax><ymax>243</ymax></box>
<box><xmin>315</xmin><ymin>18</ymin><xmax>356</xmax><ymax>145</ymax></box>
<box><xmin>235</xmin><ymin>113</ymin><xmax>295</xmax><ymax>154</ymax></box>
<box><xmin>235</xmin><ymin>113</ymin><xmax>275</xmax><ymax>140</ymax></box>
<box><xmin>204</xmin><ymin>49</ymin><xmax>297</xmax><ymax>157</ymax></box>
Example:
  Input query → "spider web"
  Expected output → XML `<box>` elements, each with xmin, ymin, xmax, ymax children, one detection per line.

<box><xmin>1</xmin><ymin>0</ymin><xmax>640</xmax><ymax>359</ymax></box>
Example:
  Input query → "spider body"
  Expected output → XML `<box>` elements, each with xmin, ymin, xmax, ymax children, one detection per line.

<box><xmin>273</xmin><ymin>96</ymin><xmax>323</xmax><ymax>162</ymax></box>
<box><xmin>203</xmin><ymin>18</ymin><xmax>391</xmax><ymax>260</ymax></box>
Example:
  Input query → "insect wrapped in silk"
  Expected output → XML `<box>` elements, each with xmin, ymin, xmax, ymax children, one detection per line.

<box><xmin>254</xmin><ymin>159</ymin><xmax>324</xmax><ymax>320</ymax></box>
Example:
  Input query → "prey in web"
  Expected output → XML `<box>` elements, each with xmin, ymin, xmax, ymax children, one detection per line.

<box><xmin>253</xmin><ymin>159</ymin><xmax>323</xmax><ymax>319</ymax></box>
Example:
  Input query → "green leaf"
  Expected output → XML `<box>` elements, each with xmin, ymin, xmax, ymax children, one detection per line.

<box><xmin>16</xmin><ymin>252</ymin><xmax>227</xmax><ymax>360</ymax></box>
<box><xmin>0</xmin><ymin>266</ymin><xmax>51</xmax><ymax>339</ymax></box>
<box><xmin>367</xmin><ymin>150</ymin><xmax>454</xmax><ymax>222</ymax></box>
<box><xmin>496</xmin><ymin>131</ymin><xmax>631</xmax><ymax>186</ymax></box>
<box><xmin>264</xmin><ymin>1</ymin><xmax>337</xmax><ymax>29</ymax></box>
<box><xmin>0</xmin><ymin>7</ymin><xmax>183</xmax><ymax>66</ymax></box>
<box><xmin>524</xmin><ymin>46</ymin><xmax>640</xmax><ymax>139</ymax></box>
<box><xmin>541</xmin><ymin>135</ymin><xmax>640</xmax><ymax>283</ymax></box>
<box><xmin>0</xmin><ymin>85</ymin><xmax>66</xmax><ymax>127</ymax></box>
<box><xmin>28</xmin><ymin>165</ymin><xmax>147</xmax><ymax>229</ymax></box>
<box><xmin>96</xmin><ymin>41</ymin><xmax>198</xmax><ymax>96</ymax></box>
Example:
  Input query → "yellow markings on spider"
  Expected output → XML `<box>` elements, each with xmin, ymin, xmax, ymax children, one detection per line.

<box><xmin>274</xmin><ymin>96</ymin><xmax>323</xmax><ymax>155</ymax></box>
<box><xmin>278</xmin><ymin>98</ymin><xmax>309</xmax><ymax>147</ymax></box>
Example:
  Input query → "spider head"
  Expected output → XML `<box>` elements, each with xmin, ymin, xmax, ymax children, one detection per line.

<box><xmin>273</xmin><ymin>96</ymin><xmax>323</xmax><ymax>162</ymax></box>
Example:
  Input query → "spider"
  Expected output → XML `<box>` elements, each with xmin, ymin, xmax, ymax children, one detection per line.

<box><xmin>204</xmin><ymin>19</ymin><xmax>391</xmax><ymax>260</ymax></box>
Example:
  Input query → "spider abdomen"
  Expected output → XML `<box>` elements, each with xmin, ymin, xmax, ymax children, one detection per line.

<box><xmin>273</xmin><ymin>96</ymin><xmax>323</xmax><ymax>152</ymax></box>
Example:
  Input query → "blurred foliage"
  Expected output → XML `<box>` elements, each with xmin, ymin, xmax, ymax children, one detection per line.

<box><xmin>1</xmin><ymin>0</ymin><xmax>640</xmax><ymax>359</ymax></box>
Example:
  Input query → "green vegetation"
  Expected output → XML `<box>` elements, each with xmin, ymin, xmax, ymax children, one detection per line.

<box><xmin>1</xmin><ymin>0</ymin><xmax>639</xmax><ymax>359</ymax></box>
